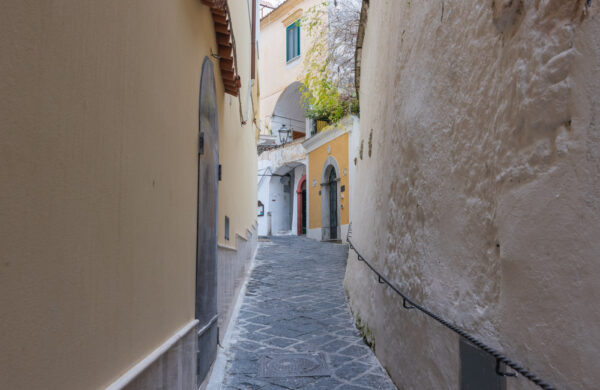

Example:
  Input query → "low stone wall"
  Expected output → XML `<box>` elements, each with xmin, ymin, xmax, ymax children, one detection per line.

<box><xmin>110</xmin><ymin>321</ymin><xmax>198</xmax><ymax>390</ymax></box>
<box><xmin>217</xmin><ymin>226</ymin><xmax>258</xmax><ymax>341</ymax></box>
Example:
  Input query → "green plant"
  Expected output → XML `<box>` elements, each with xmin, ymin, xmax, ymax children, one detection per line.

<box><xmin>300</xmin><ymin>1</ymin><xmax>360</xmax><ymax>124</ymax></box>
<box><xmin>354</xmin><ymin>312</ymin><xmax>376</xmax><ymax>351</ymax></box>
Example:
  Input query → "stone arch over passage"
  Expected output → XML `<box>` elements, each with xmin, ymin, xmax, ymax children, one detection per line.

<box><xmin>320</xmin><ymin>156</ymin><xmax>341</xmax><ymax>241</ymax></box>
<box><xmin>271</xmin><ymin>81</ymin><xmax>307</xmax><ymax>137</ymax></box>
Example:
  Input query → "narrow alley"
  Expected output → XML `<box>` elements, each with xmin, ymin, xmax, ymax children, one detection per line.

<box><xmin>215</xmin><ymin>236</ymin><xmax>396</xmax><ymax>390</ymax></box>
<box><xmin>2</xmin><ymin>0</ymin><xmax>600</xmax><ymax>389</ymax></box>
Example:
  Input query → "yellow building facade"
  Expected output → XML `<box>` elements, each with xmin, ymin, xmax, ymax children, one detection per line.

<box><xmin>303</xmin><ymin>117</ymin><xmax>358</xmax><ymax>241</ymax></box>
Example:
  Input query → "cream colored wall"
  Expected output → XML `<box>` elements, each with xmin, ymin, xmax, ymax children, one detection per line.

<box><xmin>217</xmin><ymin>2</ymin><xmax>259</xmax><ymax>248</ymax></box>
<box><xmin>258</xmin><ymin>0</ymin><xmax>323</xmax><ymax>134</ymax></box>
<box><xmin>0</xmin><ymin>1</ymin><xmax>237</xmax><ymax>389</ymax></box>
<box><xmin>345</xmin><ymin>1</ymin><xmax>600</xmax><ymax>390</ymax></box>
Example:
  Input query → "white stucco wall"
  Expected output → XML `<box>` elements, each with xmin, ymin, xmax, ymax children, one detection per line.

<box><xmin>257</xmin><ymin>161</ymin><xmax>272</xmax><ymax>236</ymax></box>
<box><xmin>345</xmin><ymin>1</ymin><xmax>600</xmax><ymax>390</ymax></box>
<box><xmin>257</xmin><ymin>139</ymin><xmax>307</xmax><ymax>236</ymax></box>
<box><xmin>306</xmin><ymin>227</ymin><xmax>321</xmax><ymax>241</ymax></box>
<box><xmin>269</xmin><ymin>175</ymin><xmax>292</xmax><ymax>234</ymax></box>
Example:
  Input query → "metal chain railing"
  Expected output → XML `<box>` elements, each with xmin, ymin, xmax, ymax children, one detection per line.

<box><xmin>345</xmin><ymin>223</ymin><xmax>557</xmax><ymax>390</ymax></box>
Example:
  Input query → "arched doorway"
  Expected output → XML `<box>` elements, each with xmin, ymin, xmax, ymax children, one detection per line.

<box><xmin>327</xmin><ymin>169</ymin><xmax>338</xmax><ymax>239</ymax></box>
<box><xmin>296</xmin><ymin>175</ymin><xmax>306</xmax><ymax>235</ymax></box>
<box><xmin>196</xmin><ymin>57</ymin><xmax>219</xmax><ymax>384</ymax></box>
<box><xmin>321</xmin><ymin>157</ymin><xmax>340</xmax><ymax>241</ymax></box>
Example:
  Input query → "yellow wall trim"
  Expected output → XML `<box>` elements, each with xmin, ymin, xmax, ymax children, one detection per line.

<box><xmin>261</xmin><ymin>0</ymin><xmax>304</xmax><ymax>28</ymax></box>
<box><xmin>282</xmin><ymin>9</ymin><xmax>303</xmax><ymax>27</ymax></box>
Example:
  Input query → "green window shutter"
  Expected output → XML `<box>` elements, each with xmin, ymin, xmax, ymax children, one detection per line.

<box><xmin>286</xmin><ymin>23</ymin><xmax>293</xmax><ymax>62</ymax></box>
<box><xmin>296</xmin><ymin>21</ymin><xmax>300</xmax><ymax>56</ymax></box>
<box><xmin>285</xmin><ymin>20</ymin><xmax>301</xmax><ymax>62</ymax></box>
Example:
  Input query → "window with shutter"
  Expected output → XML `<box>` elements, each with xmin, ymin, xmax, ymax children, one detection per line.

<box><xmin>286</xmin><ymin>20</ymin><xmax>300</xmax><ymax>62</ymax></box>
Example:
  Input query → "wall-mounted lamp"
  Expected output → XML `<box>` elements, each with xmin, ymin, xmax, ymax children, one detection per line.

<box><xmin>278</xmin><ymin>124</ymin><xmax>292</xmax><ymax>144</ymax></box>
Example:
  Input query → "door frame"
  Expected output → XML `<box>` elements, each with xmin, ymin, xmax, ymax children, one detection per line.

<box><xmin>296</xmin><ymin>174</ymin><xmax>306</xmax><ymax>235</ymax></box>
<box><xmin>320</xmin><ymin>156</ymin><xmax>341</xmax><ymax>241</ymax></box>
<box><xmin>328</xmin><ymin>169</ymin><xmax>338</xmax><ymax>239</ymax></box>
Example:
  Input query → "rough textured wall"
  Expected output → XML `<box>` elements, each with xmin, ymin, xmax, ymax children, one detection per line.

<box><xmin>258</xmin><ymin>140</ymin><xmax>307</xmax><ymax>169</ymax></box>
<box><xmin>345</xmin><ymin>1</ymin><xmax>600</xmax><ymax>389</ymax></box>
<box><xmin>0</xmin><ymin>1</ymin><xmax>214</xmax><ymax>388</ymax></box>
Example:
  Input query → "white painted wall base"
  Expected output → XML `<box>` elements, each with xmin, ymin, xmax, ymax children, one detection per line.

<box><xmin>306</xmin><ymin>225</ymin><xmax>349</xmax><ymax>242</ymax></box>
<box><xmin>307</xmin><ymin>227</ymin><xmax>321</xmax><ymax>241</ymax></box>
<box><xmin>106</xmin><ymin>320</ymin><xmax>198</xmax><ymax>390</ymax></box>
<box><xmin>341</xmin><ymin>224</ymin><xmax>349</xmax><ymax>242</ymax></box>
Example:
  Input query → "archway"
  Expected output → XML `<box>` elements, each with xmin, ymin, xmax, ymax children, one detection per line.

<box><xmin>271</xmin><ymin>81</ymin><xmax>307</xmax><ymax>141</ymax></box>
<box><xmin>296</xmin><ymin>175</ymin><xmax>306</xmax><ymax>235</ymax></box>
<box><xmin>195</xmin><ymin>57</ymin><xmax>219</xmax><ymax>384</ymax></box>
<box><xmin>320</xmin><ymin>157</ymin><xmax>341</xmax><ymax>241</ymax></box>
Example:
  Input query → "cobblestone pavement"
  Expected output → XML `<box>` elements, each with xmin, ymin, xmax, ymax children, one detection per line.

<box><xmin>220</xmin><ymin>236</ymin><xmax>397</xmax><ymax>390</ymax></box>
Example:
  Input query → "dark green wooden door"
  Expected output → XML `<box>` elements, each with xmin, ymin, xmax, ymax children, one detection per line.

<box><xmin>301</xmin><ymin>183</ymin><xmax>307</xmax><ymax>234</ymax></box>
<box><xmin>329</xmin><ymin>169</ymin><xmax>337</xmax><ymax>239</ymax></box>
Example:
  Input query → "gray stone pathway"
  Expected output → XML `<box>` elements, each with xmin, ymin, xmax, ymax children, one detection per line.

<box><xmin>220</xmin><ymin>236</ymin><xmax>397</xmax><ymax>390</ymax></box>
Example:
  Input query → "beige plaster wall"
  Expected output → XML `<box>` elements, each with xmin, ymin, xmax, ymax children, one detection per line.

<box><xmin>0</xmin><ymin>0</ymin><xmax>254</xmax><ymax>388</ymax></box>
<box><xmin>217</xmin><ymin>1</ymin><xmax>259</xmax><ymax>248</ymax></box>
<box><xmin>259</xmin><ymin>0</ymin><xmax>323</xmax><ymax>134</ymax></box>
<box><xmin>345</xmin><ymin>1</ymin><xmax>600</xmax><ymax>389</ymax></box>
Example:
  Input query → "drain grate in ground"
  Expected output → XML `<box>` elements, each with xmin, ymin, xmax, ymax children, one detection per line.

<box><xmin>259</xmin><ymin>353</ymin><xmax>330</xmax><ymax>378</ymax></box>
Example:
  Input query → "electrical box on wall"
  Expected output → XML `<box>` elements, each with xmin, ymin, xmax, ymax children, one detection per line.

<box><xmin>460</xmin><ymin>339</ymin><xmax>505</xmax><ymax>390</ymax></box>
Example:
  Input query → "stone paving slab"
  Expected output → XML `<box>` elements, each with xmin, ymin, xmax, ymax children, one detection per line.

<box><xmin>221</xmin><ymin>236</ymin><xmax>397</xmax><ymax>390</ymax></box>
